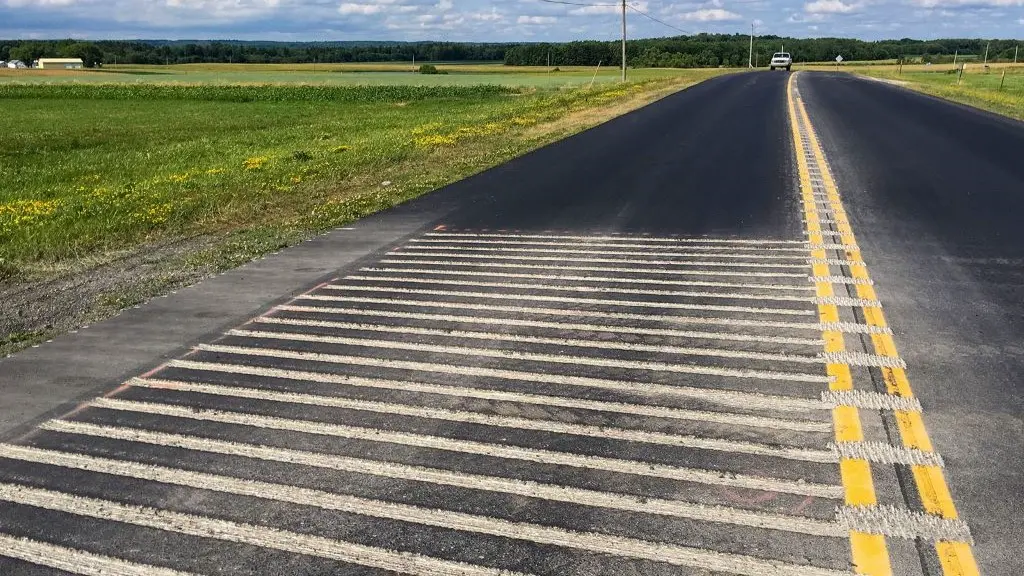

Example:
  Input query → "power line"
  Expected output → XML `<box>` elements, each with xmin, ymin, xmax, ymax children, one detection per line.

<box><xmin>625</xmin><ymin>4</ymin><xmax>691</xmax><ymax>36</ymax></box>
<box><xmin>536</xmin><ymin>0</ymin><xmax>619</xmax><ymax>6</ymax></box>
<box><xmin>536</xmin><ymin>0</ymin><xmax>693</xmax><ymax>36</ymax></box>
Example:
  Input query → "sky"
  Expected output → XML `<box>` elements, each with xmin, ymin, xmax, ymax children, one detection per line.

<box><xmin>0</xmin><ymin>0</ymin><xmax>1021</xmax><ymax>42</ymax></box>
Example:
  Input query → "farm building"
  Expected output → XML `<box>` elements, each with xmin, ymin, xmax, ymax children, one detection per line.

<box><xmin>37</xmin><ymin>58</ymin><xmax>84</xmax><ymax>69</ymax></box>
<box><xmin>6</xmin><ymin>60</ymin><xmax>27</xmax><ymax>69</ymax></box>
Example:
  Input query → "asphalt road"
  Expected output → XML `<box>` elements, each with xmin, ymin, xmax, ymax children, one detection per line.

<box><xmin>800</xmin><ymin>72</ymin><xmax>1024</xmax><ymax>575</ymax></box>
<box><xmin>0</xmin><ymin>71</ymin><xmax>1019</xmax><ymax>576</ymax></box>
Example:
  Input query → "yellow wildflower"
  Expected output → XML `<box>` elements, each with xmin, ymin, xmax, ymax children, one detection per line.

<box><xmin>413</xmin><ymin>134</ymin><xmax>458</xmax><ymax>147</ymax></box>
<box><xmin>411</xmin><ymin>122</ymin><xmax>443</xmax><ymax>136</ymax></box>
<box><xmin>243</xmin><ymin>156</ymin><xmax>269</xmax><ymax>170</ymax></box>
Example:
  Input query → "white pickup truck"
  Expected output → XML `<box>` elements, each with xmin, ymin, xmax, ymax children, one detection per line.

<box><xmin>769</xmin><ymin>52</ymin><xmax>792</xmax><ymax>71</ymax></box>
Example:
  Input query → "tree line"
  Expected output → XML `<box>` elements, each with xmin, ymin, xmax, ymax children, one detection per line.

<box><xmin>1</xmin><ymin>36</ymin><xmax>1019</xmax><ymax>69</ymax></box>
<box><xmin>0</xmin><ymin>40</ymin><xmax>505</xmax><ymax>67</ymax></box>
<box><xmin>505</xmin><ymin>36</ymin><xmax>1022</xmax><ymax>68</ymax></box>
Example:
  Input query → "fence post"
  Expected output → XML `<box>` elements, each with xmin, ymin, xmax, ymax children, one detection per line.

<box><xmin>957</xmin><ymin>63</ymin><xmax>965</xmax><ymax>85</ymax></box>
<box><xmin>999</xmin><ymin>69</ymin><xmax>1006</xmax><ymax>91</ymax></box>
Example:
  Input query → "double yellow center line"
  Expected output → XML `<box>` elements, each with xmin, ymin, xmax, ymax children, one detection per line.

<box><xmin>785</xmin><ymin>72</ymin><xmax>980</xmax><ymax>576</ymax></box>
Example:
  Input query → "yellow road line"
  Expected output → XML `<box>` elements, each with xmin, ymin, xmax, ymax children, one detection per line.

<box><xmin>787</xmin><ymin>72</ymin><xmax>979</xmax><ymax>576</ymax></box>
<box><xmin>784</xmin><ymin>72</ymin><xmax>892</xmax><ymax>576</ymax></box>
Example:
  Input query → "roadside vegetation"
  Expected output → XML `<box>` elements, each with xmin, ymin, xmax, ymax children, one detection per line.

<box><xmin>0</xmin><ymin>65</ymin><xmax>728</xmax><ymax>355</ymax></box>
<box><xmin>0</xmin><ymin>63</ymin><xmax>695</xmax><ymax>87</ymax></box>
<box><xmin>830</xmin><ymin>62</ymin><xmax>1024</xmax><ymax>122</ymax></box>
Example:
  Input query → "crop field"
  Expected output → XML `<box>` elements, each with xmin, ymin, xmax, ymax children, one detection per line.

<box><xmin>800</xmin><ymin>61</ymin><xmax>1024</xmax><ymax>121</ymax></box>
<box><xmin>0</xmin><ymin>65</ymin><xmax>728</xmax><ymax>353</ymax></box>
<box><xmin>0</xmin><ymin>62</ymin><xmax>694</xmax><ymax>87</ymax></box>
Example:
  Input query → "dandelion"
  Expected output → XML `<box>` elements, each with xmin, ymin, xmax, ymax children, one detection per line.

<box><xmin>332</xmin><ymin>145</ymin><xmax>352</xmax><ymax>153</ymax></box>
<box><xmin>244</xmin><ymin>156</ymin><xmax>269</xmax><ymax>170</ymax></box>
<box><xmin>0</xmin><ymin>199</ymin><xmax>61</xmax><ymax>218</ymax></box>
<box><xmin>509</xmin><ymin>116</ymin><xmax>537</xmax><ymax>126</ymax></box>
<box><xmin>168</xmin><ymin>173</ymin><xmax>190</xmax><ymax>184</ymax></box>
<box><xmin>134</xmin><ymin>202</ymin><xmax>174</xmax><ymax>226</ymax></box>
<box><xmin>411</xmin><ymin>122</ymin><xmax>443</xmax><ymax>136</ymax></box>
<box><xmin>413</xmin><ymin>134</ymin><xmax>458</xmax><ymax>147</ymax></box>
<box><xmin>206</xmin><ymin>168</ymin><xmax>225</xmax><ymax>175</ymax></box>
<box><xmin>0</xmin><ymin>199</ymin><xmax>62</xmax><ymax>234</ymax></box>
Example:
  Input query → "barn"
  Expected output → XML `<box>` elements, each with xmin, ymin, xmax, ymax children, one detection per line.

<box><xmin>37</xmin><ymin>58</ymin><xmax>84</xmax><ymax>69</ymax></box>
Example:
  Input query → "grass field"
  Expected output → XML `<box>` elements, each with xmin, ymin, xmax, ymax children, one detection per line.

<box><xmin>0</xmin><ymin>62</ymin><xmax>692</xmax><ymax>87</ymax></box>
<box><xmin>0</xmin><ymin>64</ymin><xmax>729</xmax><ymax>353</ymax></box>
<box><xmin>800</xmin><ymin>61</ymin><xmax>1024</xmax><ymax>121</ymax></box>
<box><xmin>0</xmin><ymin>66</ymin><xmax>725</xmax><ymax>269</ymax></box>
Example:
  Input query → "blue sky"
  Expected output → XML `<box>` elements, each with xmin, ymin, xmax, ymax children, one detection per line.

<box><xmin>0</xmin><ymin>0</ymin><xmax>1021</xmax><ymax>42</ymax></box>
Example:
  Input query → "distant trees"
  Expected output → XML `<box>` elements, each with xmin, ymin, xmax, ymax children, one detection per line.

<box><xmin>0</xmin><ymin>37</ymin><xmax>1018</xmax><ymax>69</ymax></box>
<box><xmin>2</xmin><ymin>40</ymin><xmax>103</xmax><ymax>67</ymax></box>
<box><xmin>506</xmin><ymin>35</ymin><xmax>1021</xmax><ymax>68</ymax></box>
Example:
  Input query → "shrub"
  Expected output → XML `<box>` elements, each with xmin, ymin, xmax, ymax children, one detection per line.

<box><xmin>419</xmin><ymin>64</ymin><xmax>447</xmax><ymax>75</ymax></box>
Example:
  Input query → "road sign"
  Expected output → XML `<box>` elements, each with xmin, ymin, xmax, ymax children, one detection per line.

<box><xmin>835</xmin><ymin>55</ymin><xmax>844</xmax><ymax>63</ymax></box>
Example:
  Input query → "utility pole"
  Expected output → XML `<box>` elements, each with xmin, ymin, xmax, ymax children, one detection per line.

<box><xmin>983</xmin><ymin>41</ymin><xmax>990</xmax><ymax>66</ymax></box>
<box><xmin>547</xmin><ymin>50</ymin><xmax>551</xmax><ymax>68</ymax></box>
<box><xmin>952</xmin><ymin>49</ymin><xmax>957</xmax><ymax>67</ymax></box>
<box><xmin>621</xmin><ymin>0</ymin><xmax>626</xmax><ymax>82</ymax></box>
<box><xmin>748</xmin><ymin>22</ymin><xmax>754</xmax><ymax>68</ymax></box>
<box><xmin>1015</xmin><ymin>45</ymin><xmax>1018</xmax><ymax>64</ymax></box>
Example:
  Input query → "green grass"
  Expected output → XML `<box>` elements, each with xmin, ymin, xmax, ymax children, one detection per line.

<box><xmin>840</xmin><ymin>63</ymin><xmax>1024</xmax><ymax>121</ymax></box>
<box><xmin>0</xmin><ymin>68</ymin><xmax>729</xmax><ymax>277</ymax></box>
<box><xmin>0</xmin><ymin>64</ymin><xmax>698</xmax><ymax>88</ymax></box>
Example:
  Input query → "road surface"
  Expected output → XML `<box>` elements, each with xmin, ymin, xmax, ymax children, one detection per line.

<box><xmin>0</xmin><ymin>71</ymin><xmax>1020</xmax><ymax>576</ymax></box>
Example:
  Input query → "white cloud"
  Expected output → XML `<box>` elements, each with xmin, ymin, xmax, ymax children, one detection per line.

<box><xmin>788</xmin><ymin>11</ymin><xmax>826</xmax><ymax>20</ymax></box>
<box><xmin>0</xmin><ymin>0</ymin><xmax>1018</xmax><ymax>42</ymax></box>
<box><xmin>339</xmin><ymin>3</ymin><xmax>385</xmax><ymax>15</ymax></box>
<box><xmin>678</xmin><ymin>7</ymin><xmax>742</xmax><ymax>20</ymax></box>
<box><xmin>517</xmin><ymin>15</ymin><xmax>556</xmax><ymax>24</ymax></box>
<box><xmin>162</xmin><ymin>0</ymin><xmax>282</xmax><ymax>18</ymax></box>
<box><xmin>3</xmin><ymin>0</ymin><xmax>76</xmax><ymax>5</ymax></box>
<box><xmin>469</xmin><ymin>8</ymin><xmax>503</xmax><ymax>21</ymax></box>
<box><xmin>568</xmin><ymin>5</ymin><xmax>619</xmax><ymax>14</ymax></box>
<box><xmin>805</xmin><ymin>0</ymin><xmax>863</xmax><ymax>13</ymax></box>
<box><xmin>909</xmin><ymin>0</ymin><xmax>1022</xmax><ymax>6</ymax></box>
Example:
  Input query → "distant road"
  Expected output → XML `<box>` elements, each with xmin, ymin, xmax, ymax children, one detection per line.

<box><xmin>0</xmin><ymin>71</ymin><xmax>1019</xmax><ymax>576</ymax></box>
